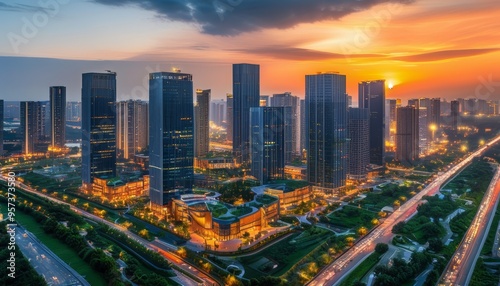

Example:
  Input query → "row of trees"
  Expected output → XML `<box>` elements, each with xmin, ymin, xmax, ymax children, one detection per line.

<box><xmin>373</xmin><ymin>252</ymin><xmax>431</xmax><ymax>286</ymax></box>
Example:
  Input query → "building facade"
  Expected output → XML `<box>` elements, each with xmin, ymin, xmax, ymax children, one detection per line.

<box><xmin>117</xmin><ymin>100</ymin><xmax>149</xmax><ymax>159</ymax></box>
<box><xmin>195</xmin><ymin>89</ymin><xmax>211</xmax><ymax>157</ymax></box>
<box><xmin>20</xmin><ymin>101</ymin><xmax>45</xmax><ymax>154</ymax></box>
<box><xmin>271</xmin><ymin>92</ymin><xmax>300</xmax><ymax>160</ymax></box>
<box><xmin>396</xmin><ymin>106</ymin><xmax>419</xmax><ymax>164</ymax></box>
<box><xmin>347</xmin><ymin>108</ymin><xmax>369</xmax><ymax>181</ymax></box>
<box><xmin>50</xmin><ymin>86</ymin><xmax>66</xmax><ymax>149</ymax></box>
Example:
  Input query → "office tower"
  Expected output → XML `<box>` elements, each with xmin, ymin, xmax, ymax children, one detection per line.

<box><xmin>66</xmin><ymin>101</ymin><xmax>81</xmax><ymax>121</ymax></box>
<box><xmin>359</xmin><ymin>80</ymin><xmax>385</xmax><ymax>166</ymax></box>
<box><xmin>428</xmin><ymin>98</ymin><xmax>440</xmax><ymax>141</ymax></box>
<box><xmin>195</xmin><ymin>89</ymin><xmax>210</xmax><ymax>157</ymax></box>
<box><xmin>210</xmin><ymin>100</ymin><xmax>225</xmax><ymax>126</ymax></box>
<box><xmin>348</xmin><ymin>108</ymin><xmax>369</xmax><ymax>181</ymax></box>
<box><xmin>233</xmin><ymin>63</ymin><xmax>260</xmax><ymax>164</ymax></box>
<box><xmin>306</xmin><ymin>72</ymin><xmax>348</xmax><ymax>189</ymax></box>
<box><xmin>49</xmin><ymin>86</ymin><xmax>66</xmax><ymax>148</ymax></box>
<box><xmin>40</xmin><ymin>101</ymin><xmax>50</xmax><ymax>139</ymax></box>
<box><xmin>81</xmin><ymin>72</ymin><xmax>117</xmax><ymax>188</ymax></box>
<box><xmin>419</xmin><ymin>98</ymin><xmax>430</xmax><ymax>109</ymax></box>
<box><xmin>385</xmin><ymin>99</ymin><xmax>398</xmax><ymax>145</ymax></box>
<box><xmin>451</xmin><ymin>100</ymin><xmax>459</xmax><ymax>131</ymax></box>
<box><xmin>260</xmin><ymin>95</ymin><xmax>269</xmax><ymax>107</ymax></box>
<box><xmin>117</xmin><ymin>100</ymin><xmax>149</xmax><ymax>159</ymax></box>
<box><xmin>347</xmin><ymin>95</ymin><xmax>353</xmax><ymax>107</ymax></box>
<box><xmin>418</xmin><ymin>107</ymin><xmax>428</xmax><ymax>154</ymax></box>
<box><xmin>0</xmin><ymin>100</ymin><xmax>3</xmax><ymax>155</ymax></box>
<box><xmin>226</xmin><ymin>93</ymin><xmax>233</xmax><ymax>142</ymax></box>
<box><xmin>408</xmin><ymin>99</ymin><xmax>419</xmax><ymax>109</ymax></box>
<box><xmin>271</xmin><ymin>92</ymin><xmax>300</xmax><ymax>160</ymax></box>
<box><xmin>300</xmin><ymin>99</ymin><xmax>306</xmax><ymax>156</ymax></box>
<box><xmin>20</xmin><ymin>101</ymin><xmax>44</xmax><ymax>154</ymax></box>
<box><xmin>396</xmin><ymin>106</ymin><xmax>419</xmax><ymax>164</ymax></box>
<box><xmin>250</xmin><ymin>107</ymin><xmax>287</xmax><ymax>183</ymax></box>
<box><xmin>149</xmin><ymin>71</ymin><xmax>194</xmax><ymax>209</ymax></box>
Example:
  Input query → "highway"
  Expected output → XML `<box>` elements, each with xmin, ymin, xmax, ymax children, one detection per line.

<box><xmin>309</xmin><ymin>134</ymin><xmax>500</xmax><ymax>286</ymax></box>
<box><xmin>440</xmin><ymin>166</ymin><xmax>500</xmax><ymax>286</ymax></box>
<box><xmin>0</xmin><ymin>176</ymin><xmax>220</xmax><ymax>286</ymax></box>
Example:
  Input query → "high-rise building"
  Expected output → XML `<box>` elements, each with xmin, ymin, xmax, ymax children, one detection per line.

<box><xmin>418</xmin><ymin>107</ymin><xmax>428</xmax><ymax>154</ymax></box>
<box><xmin>195</xmin><ymin>89</ymin><xmax>210</xmax><ymax>157</ymax></box>
<box><xmin>226</xmin><ymin>93</ymin><xmax>233</xmax><ymax>142</ymax></box>
<box><xmin>358</xmin><ymin>80</ymin><xmax>385</xmax><ymax>166</ymax></box>
<box><xmin>81</xmin><ymin>72</ymin><xmax>117</xmax><ymax>188</ymax></box>
<box><xmin>233</xmin><ymin>63</ymin><xmax>260</xmax><ymax>164</ymax></box>
<box><xmin>306</xmin><ymin>72</ymin><xmax>348</xmax><ymax>189</ymax></box>
<box><xmin>385</xmin><ymin>99</ymin><xmax>398</xmax><ymax>145</ymax></box>
<box><xmin>250</xmin><ymin>107</ymin><xmax>287</xmax><ymax>183</ymax></box>
<box><xmin>429</xmin><ymin>98</ymin><xmax>441</xmax><ymax>141</ymax></box>
<box><xmin>348</xmin><ymin>108</ymin><xmax>369</xmax><ymax>181</ymax></box>
<box><xmin>260</xmin><ymin>95</ymin><xmax>269</xmax><ymax>107</ymax></box>
<box><xmin>66</xmin><ymin>101</ymin><xmax>81</xmax><ymax>121</ymax></box>
<box><xmin>40</xmin><ymin>101</ymin><xmax>50</xmax><ymax>139</ymax></box>
<box><xmin>210</xmin><ymin>100</ymin><xmax>226</xmax><ymax>126</ymax></box>
<box><xmin>408</xmin><ymin>99</ymin><xmax>419</xmax><ymax>109</ymax></box>
<box><xmin>20</xmin><ymin>101</ymin><xmax>45</xmax><ymax>154</ymax></box>
<box><xmin>117</xmin><ymin>100</ymin><xmax>149</xmax><ymax>159</ymax></box>
<box><xmin>451</xmin><ymin>100</ymin><xmax>459</xmax><ymax>132</ymax></box>
<box><xmin>0</xmin><ymin>100</ymin><xmax>3</xmax><ymax>155</ymax></box>
<box><xmin>49</xmin><ymin>86</ymin><xmax>66</xmax><ymax>148</ymax></box>
<box><xmin>300</xmin><ymin>99</ymin><xmax>306</xmax><ymax>156</ymax></box>
<box><xmin>149</xmin><ymin>71</ymin><xmax>194</xmax><ymax>210</ymax></box>
<box><xmin>396</xmin><ymin>106</ymin><xmax>419</xmax><ymax>164</ymax></box>
<box><xmin>271</xmin><ymin>92</ymin><xmax>300</xmax><ymax>160</ymax></box>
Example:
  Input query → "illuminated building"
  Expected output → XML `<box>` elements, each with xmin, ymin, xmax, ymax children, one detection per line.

<box><xmin>81</xmin><ymin>72</ymin><xmax>117</xmax><ymax>189</ymax></box>
<box><xmin>171</xmin><ymin>193</ymin><xmax>279</xmax><ymax>242</ymax></box>
<box><xmin>359</xmin><ymin>80</ymin><xmax>385</xmax><ymax>166</ymax></box>
<box><xmin>300</xmin><ymin>99</ymin><xmax>306</xmax><ymax>156</ymax></box>
<box><xmin>306</xmin><ymin>72</ymin><xmax>348</xmax><ymax>190</ymax></box>
<box><xmin>451</xmin><ymin>100</ymin><xmax>459</xmax><ymax>133</ymax></box>
<box><xmin>263</xmin><ymin>182</ymin><xmax>311</xmax><ymax>214</ymax></box>
<box><xmin>50</xmin><ymin>86</ymin><xmax>66</xmax><ymax>149</ymax></box>
<box><xmin>149</xmin><ymin>71</ymin><xmax>194</xmax><ymax>211</ymax></box>
<box><xmin>418</xmin><ymin>107</ymin><xmax>429</xmax><ymax>154</ymax></box>
<box><xmin>210</xmin><ymin>99</ymin><xmax>226</xmax><ymax>127</ymax></box>
<box><xmin>226</xmin><ymin>93</ymin><xmax>233</xmax><ymax>142</ymax></box>
<box><xmin>259</xmin><ymin>95</ymin><xmax>269</xmax><ymax>107</ymax></box>
<box><xmin>0</xmin><ymin>100</ymin><xmax>3</xmax><ymax>155</ymax></box>
<box><xmin>117</xmin><ymin>100</ymin><xmax>149</xmax><ymax>159</ymax></box>
<box><xmin>91</xmin><ymin>175</ymin><xmax>149</xmax><ymax>202</ymax></box>
<box><xmin>20</xmin><ymin>101</ymin><xmax>45</xmax><ymax>154</ymax></box>
<box><xmin>429</xmin><ymin>98</ymin><xmax>441</xmax><ymax>140</ymax></box>
<box><xmin>348</xmin><ymin>108</ymin><xmax>369</xmax><ymax>181</ymax></box>
<box><xmin>250</xmin><ymin>107</ymin><xmax>288</xmax><ymax>184</ymax></box>
<box><xmin>396</xmin><ymin>106</ymin><xmax>419</xmax><ymax>164</ymax></box>
<box><xmin>66</xmin><ymin>101</ymin><xmax>81</xmax><ymax>122</ymax></box>
<box><xmin>284</xmin><ymin>165</ymin><xmax>307</xmax><ymax>180</ymax></box>
<box><xmin>233</xmin><ymin>63</ymin><xmax>260</xmax><ymax>164</ymax></box>
<box><xmin>195</xmin><ymin>89</ymin><xmax>211</xmax><ymax>157</ymax></box>
<box><xmin>271</xmin><ymin>92</ymin><xmax>300</xmax><ymax>160</ymax></box>
<box><xmin>194</xmin><ymin>157</ymin><xmax>236</xmax><ymax>170</ymax></box>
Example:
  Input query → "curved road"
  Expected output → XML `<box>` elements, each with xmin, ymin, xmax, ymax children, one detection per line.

<box><xmin>309</xmin><ymin>135</ymin><xmax>500</xmax><ymax>286</ymax></box>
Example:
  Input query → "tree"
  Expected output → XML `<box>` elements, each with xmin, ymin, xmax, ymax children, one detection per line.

<box><xmin>392</xmin><ymin>221</ymin><xmax>406</xmax><ymax>234</ymax></box>
<box><xmin>427</xmin><ymin>237</ymin><xmax>443</xmax><ymax>252</ymax></box>
<box><xmin>375</xmin><ymin>243</ymin><xmax>389</xmax><ymax>254</ymax></box>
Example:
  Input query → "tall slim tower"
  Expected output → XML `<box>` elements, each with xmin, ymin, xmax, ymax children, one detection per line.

<box><xmin>396</xmin><ymin>106</ymin><xmax>419</xmax><ymax>164</ymax></box>
<box><xmin>149</xmin><ymin>71</ymin><xmax>194</xmax><ymax>210</ymax></box>
<box><xmin>226</xmin><ymin>93</ymin><xmax>233</xmax><ymax>142</ymax></box>
<box><xmin>451</xmin><ymin>100</ymin><xmax>459</xmax><ymax>132</ymax></box>
<box><xmin>195</xmin><ymin>89</ymin><xmax>211</xmax><ymax>157</ymax></box>
<box><xmin>250</xmin><ymin>107</ymin><xmax>287</xmax><ymax>184</ymax></box>
<box><xmin>306</xmin><ymin>72</ymin><xmax>348</xmax><ymax>190</ymax></box>
<box><xmin>0</xmin><ymin>100</ymin><xmax>3</xmax><ymax>156</ymax></box>
<box><xmin>359</xmin><ymin>80</ymin><xmax>385</xmax><ymax>166</ymax></box>
<box><xmin>300</xmin><ymin>99</ymin><xmax>306</xmax><ymax>156</ymax></box>
<box><xmin>271</xmin><ymin>92</ymin><xmax>300</xmax><ymax>161</ymax></box>
<box><xmin>81</xmin><ymin>72</ymin><xmax>117</xmax><ymax>188</ymax></box>
<box><xmin>348</xmin><ymin>108</ymin><xmax>369</xmax><ymax>181</ymax></box>
<box><xmin>117</xmin><ymin>100</ymin><xmax>149</xmax><ymax>159</ymax></box>
<box><xmin>50</xmin><ymin>86</ymin><xmax>66</xmax><ymax>148</ymax></box>
<box><xmin>20</xmin><ymin>101</ymin><xmax>44</xmax><ymax>154</ymax></box>
<box><xmin>233</xmin><ymin>63</ymin><xmax>260</xmax><ymax>164</ymax></box>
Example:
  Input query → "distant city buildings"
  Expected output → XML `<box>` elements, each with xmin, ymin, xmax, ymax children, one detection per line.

<box><xmin>306</xmin><ymin>72</ymin><xmax>348</xmax><ymax>190</ymax></box>
<box><xmin>116</xmin><ymin>100</ymin><xmax>149</xmax><ymax>159</ymax></box>
<box><xmin>66</xmin><ymin>101</ymin><xmax>81</xmax><ymax>121</ymax></box>
<box><xmin>0</xmin><ymin>100</ymin><xmax>3</xmax><ymax>155</ymax></box>
<box><xmin>195</xmin><ymin>89</ymin><xmax>211</xmax><ymax>157</ymax></box>
<box><xmin>149</xmin><ymin>71</ymin><xmax>194</xmax><ymax>211</ymax></box>
<box><xmin>81</xmin><ymin>72</ymin><xmax>117</xmax><ymax>189</ymax></box>
<box><xmin>250</xmin><ymin>107</ymin><xmax>288</xmax><ymax>184</ymax></box>
<box><xmin>233</xmin><ymin>63</ymin><xmax>260</xmax><ymax>165</ymax></box>
<box><xmin>49</xmin><ymin>86</ymin><xmax>66</xmax><ymax>149</ymax></box>
<box><xmin>359</xmin><ymin>80</ymin><xmax>385</xmax><ymax>166</ymax></box>
<box><xmin>210</xmin><ymin>99</ymin><xmax>226</xmax><ymax>127</ymax></box>
<box><xmin>396</xmin><ymin>106</ymin><xmax>419</xmax><ymax>165</ymax></box>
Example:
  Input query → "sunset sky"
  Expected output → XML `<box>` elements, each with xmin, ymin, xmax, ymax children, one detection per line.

<box><xmin>1</xmin><ymin>0</ymin><xmax>499</xmax><ymax>103</ymax></box>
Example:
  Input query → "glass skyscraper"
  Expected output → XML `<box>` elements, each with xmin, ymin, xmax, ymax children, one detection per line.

<box><xmin>50</xmin><ymin>86</ymin><xmax>66</xmax><ymax>148</ymax></box>
<box><xmin>348</xmin><ymin>108</ymin><xmax>369</xmax><ymax>181</ymax></box>
<box><xmin>250</xmin><ymin>107</ymin><xmax>288</xmax><ymax>184</ymax></box>
<box><xmin>149</xmin><ymin>71</ymin><xmax>194</xmax><ymax>209</ymax></box>
<box><xmin>81</xmin><ymin>72</ymin><xmax>117</xmax><ymax>187</ymax></box>
<box><xmin>306</xmin><ymin>72</ymin><xmax>348</xmax><ymax>189</ymax></box>
<box><xmin>195</xmin><ymin>89</ymin><xmax>211</xmax><ymax>157</ymax></box>
<box><xmin>233</xmin><ymin>63</ymin><xmax>260</xmax><ymax>165</ymax></box>
<box><xmin>359</xmin><ymin>80</ymin><xmax>386</xmax><ymax>166</ymax></box>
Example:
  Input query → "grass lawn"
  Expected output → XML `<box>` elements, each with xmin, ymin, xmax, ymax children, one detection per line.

<box><xmin>13</xmin><ymin>210</ymin><xmax>106</xmax><ymax>286</ymax></box>
<box><xmin>328</xmin><ymin>205</ymin><xmax>377</xmax><ymax>229</ymax></box>
<box><xmin>338</xmin><ymin>251</ymin><xmax>381</xmax><ymax>286</ymax></box>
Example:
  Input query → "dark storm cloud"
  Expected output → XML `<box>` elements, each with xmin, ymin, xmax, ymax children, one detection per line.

<box><xmin>392</xmin><ymin>48</ymin><xmax>500</xmax><ymax>62</ymax></box>
<box><xmin>91</xmin><ymin>0</ymin><xmax>414</xmax><ymax>35</ymax></box>
<box><xmin>236</xmin><ymin>46</ymin><xmax>384</xmax><ymax>60</ymax></box>
<box><xmin>0</xmin><ymin>1</ymin><xmax>49</xmax><ymax>12</ymax></box>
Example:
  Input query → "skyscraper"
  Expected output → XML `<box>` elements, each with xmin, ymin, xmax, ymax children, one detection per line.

<box><xmin>233</xmin><ymin>63</ymin><xmax>260</xmax><ymax>164</ymax></box>
<box><xmin>20</xmin><ymin>101</ymin><xmax>44</xmax><ymax>154</ymax></box>
<box><xmin>226</xmin><ymin>93</ymin><xmax>233</xmax><ymax>142</ymax></box>
<box><xmin>300</xmin><ymin>99</ymin><xmax>306</xmax><ymax>157</ymax></box>
<box><xmin>250</xmin><ymin>107</ymin><xmax>287</xmax><ymax>183</ymax></box>
<box><xmin>149</xmin><ymin>71</ymin><xmax>194</xmax><ymax>210</ymax></box>
<box><xmin>359</xmin><ymin>80</ymin><xmax>385</xmax><ymax>166</ymax></box>
<box><xmin>81</xmin><ymin>72</ymin><xmax>117</xmax><ymax>188</ymax></box>
<box><xmin>0</xmin><ymin>100</ymin><xmax>3</xmax><ymax>155</ymax></box>
<box><xmin>385</xmin><ymin>99</ymin><xmax>398</xmax><ymax>145</ymax></box>
<box><xmin>271</xmin><ymin>92</ymin><xmax>300</xmax><ymax>161</ymax></box>
<box><xmin>117</xmin><ymin>100</ymin><xmax>149</xmax><ymax>159</ymax></box>
<box><xmin>49</xmin><ymin>86</ymin><xmax>66</xmax><ymax>148</ymax></box>
<box><xmin>429</xmin><ymin>98</ymin><xmax>441</xmax><ymax>141</ymax></box>
<box><xmin>210</xmin><ymin>99</ymin><xmax>225</xmax><ymax>126</ymax></box>
<box><xmin>195</xmin><ymin>89</ymin><xmax>210</xmax><ymax>157</ymax></box>
<box><xmin>348</xmin><ymin>108</ymin><xmax>369</xmax><ymax>181</ymax></box>
<box><xmin>66</xmin><ymin>101</ymin><xmax>81</xmax><ymax>121</ymax></box>
<box><xmin>451</xmin><ymin>100</ymin><xmax>460</xmax><ymax>132</ymax></box>
<box><xmin>306</xmin><ymin>72</ymin><xmax>348</xmax><ymax>190</ymax></box>
<box><xmin>259</xmin><ymin>95</ymin><xmax>269</xmax><ymax>107</ymax></box>
<box><xmin>396</xmin><ymin>106</ymin><xmax>419</xmax><ymax>164</ymax></box>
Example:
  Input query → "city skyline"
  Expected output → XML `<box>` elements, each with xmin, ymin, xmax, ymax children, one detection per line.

<box><xmin>1</xmin><ymin>1</ymin><xmax>500</xmax><ymax>102</ymax></box>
